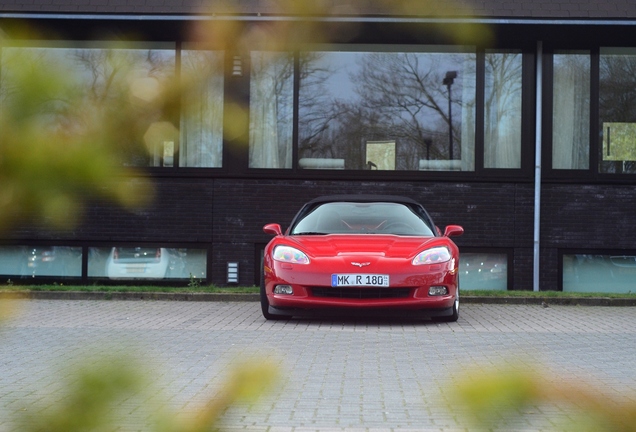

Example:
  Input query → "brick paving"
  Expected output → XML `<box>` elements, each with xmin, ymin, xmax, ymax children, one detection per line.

<box><xmin>0</xmin><ymin>300</ymin><xmax>635</xmax><ymax>431</ymax></box>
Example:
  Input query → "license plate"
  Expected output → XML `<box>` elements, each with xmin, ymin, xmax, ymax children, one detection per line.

<box><xmin>125</xmin><ymin>264</ymin><xmax>147</xmax><ymax>274</ymax></box>
<box><xmin>331</xmin><ymin>274</ymin><xmax>389</xmax><ymax>287</ymax></box>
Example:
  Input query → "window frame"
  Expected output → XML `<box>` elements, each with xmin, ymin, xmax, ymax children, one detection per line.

<box><xmin>0</xmin><ymin>241</ymin><xmax>211</xmax><ymax>285</ymax></box>
<box><xmin>544</xmin><ymin>44</ymin><xmax>636</xmax><ymax>183</ymax></box>
<box><xmin>0</xmin><ymin>35</ymin><xmax>537</xmax><ymax>181</ymax></box>
<box><xmin>241</xmin><ymin>45</ymin><xmax>534</xmax><ymax>181</ymax></box>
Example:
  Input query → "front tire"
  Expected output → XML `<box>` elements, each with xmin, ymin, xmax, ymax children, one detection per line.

<box><xmin>260</xmin><ymin>266</ymin><xmax>291</xmax><ymax>321</ymax></box>
<box><xmin>433</xmin><ymin>285</ymin><xmax>459</xmax><ymax>323</ymax></box>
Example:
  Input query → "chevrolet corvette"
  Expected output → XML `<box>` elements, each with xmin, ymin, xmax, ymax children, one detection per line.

<box><xmin>261</xmin><ymin>195</ymin><xmax>464</xmax><ymax>321</ymax></box>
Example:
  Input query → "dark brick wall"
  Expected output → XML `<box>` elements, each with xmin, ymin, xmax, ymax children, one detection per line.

<box><xmin>85</xmin><ymin>178</ymin><xmax>214</xmax><ymax>243</ymax></box>
<box><xmin>7</xmin><ymin>177</ymin><xmax>215</xmax><ymax>243</ymax></box>
<box><xmin>211</xmin><ymin>179</ymin><xmax>535</xmax><ymax>286</ymax></box>
<box><xmin>7</xmin><ymin>177</ymin><xmax>636</xmax><ymax>289</ymax></box>
<box><xmin>540</xmin><ymin>183</ymin><xmax>636</xmax><ymax>289</ymax></box>
<box><xmin>542</xmin><ymin>184</ymin><xmax>636</xmax><ymax>249</ymax></box>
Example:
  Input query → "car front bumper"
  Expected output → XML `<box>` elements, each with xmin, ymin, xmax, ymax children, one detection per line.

<box><xmin>265</xmin><ymin>266</ymin><xmax>457</xmax><ymax>314</ymax></box>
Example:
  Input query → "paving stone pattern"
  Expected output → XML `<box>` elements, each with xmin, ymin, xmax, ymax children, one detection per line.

<box><xmin>1</xmin><ymin>301</ymin><xmax>635</xmax><ymax>431</ymax></box>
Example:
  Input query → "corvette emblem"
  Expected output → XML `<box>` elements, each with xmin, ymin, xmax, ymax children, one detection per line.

<box><xmin>351</xmin><ymin>262</ymin><xmax>371</xmax><ymax>267</ymax></box>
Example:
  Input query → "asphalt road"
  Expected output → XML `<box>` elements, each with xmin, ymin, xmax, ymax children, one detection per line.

<box><xmin>1</xmin><ymin>300</ymin><xmax>635</xmax><ymax>431</ymax></box>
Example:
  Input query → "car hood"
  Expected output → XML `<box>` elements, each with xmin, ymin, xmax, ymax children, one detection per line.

<box><xmin>282</xmin><ymin>234</ymin><xmax>443</xmax><ymax>258</ymax></box>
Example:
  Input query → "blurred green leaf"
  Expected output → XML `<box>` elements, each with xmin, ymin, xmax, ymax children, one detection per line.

<box><xmin>452</xmin><ymin>360</ymin><xmax>636</xmax><ymax>431</ymax></box>
<box><xmin>18</xmin><ymin>355</ymin><xmax>145</xmax><ymax>432</ymax></box>
<box><xmin>0</xmin><ymin>33</ymin><xmax>157</xmax><ymax>231</ymax></box>
<box><xmin>15</xmin><ymin>354</ymin><xmax>278</xmax><ymax>432</ymax></box>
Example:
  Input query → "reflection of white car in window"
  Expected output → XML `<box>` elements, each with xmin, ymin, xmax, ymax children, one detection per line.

<box><xmin>106</xmin><ymin>247</ymin><xmax>178</xmax><ymax>279</ymax></box>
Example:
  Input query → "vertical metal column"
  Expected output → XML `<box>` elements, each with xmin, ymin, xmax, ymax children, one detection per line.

<box><xmin>533</xmin><ymin>41</ymin><xmax>543</xmax><ymax>292</ymax></box>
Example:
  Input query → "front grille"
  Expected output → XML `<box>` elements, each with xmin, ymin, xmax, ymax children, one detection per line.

<box><xmin>310</xmin><ymin>287</ymin><xmax>411</xmax><ymax>299</ymax></box>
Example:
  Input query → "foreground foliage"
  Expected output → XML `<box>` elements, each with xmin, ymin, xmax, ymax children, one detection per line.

<box><xmin>1</xmin><ymin>1</ymin><xmax>634</xmax><ymax>432</ymax></box>
<box><xmin>16</xmin><ymin>354</ymin><xmax>278</xmax><ymax>432</ymax></box>
<box><xmin>453</xmin><ymin>362</ymin><xmax>636</xmax><ymax>432</ymax></box>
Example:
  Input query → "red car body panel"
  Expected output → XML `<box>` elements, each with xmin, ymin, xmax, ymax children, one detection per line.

<box><xmin>264</xmin><ymin>234</ymin><xmax>458</xmax><ymax>310</ymax></box>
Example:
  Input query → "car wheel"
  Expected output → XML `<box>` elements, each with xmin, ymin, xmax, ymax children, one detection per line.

<box><xmin>433</xmin><ymin>285</ymin><xmax>459</xmax><ymax>323</ymax></box>
<box><xmin>260</xmin><ymin>266</ymin><xmax>291</xmax><ymax>321</ymax></box>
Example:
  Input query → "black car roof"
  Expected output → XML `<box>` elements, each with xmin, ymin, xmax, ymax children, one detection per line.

<box><xmin>306</xmin><ymin>195</ymin><xmax>423</xmax><ymax>206</ymax></box>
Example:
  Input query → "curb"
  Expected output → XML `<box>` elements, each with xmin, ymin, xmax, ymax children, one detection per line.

<box><xmin>1</xmin><ymin>291</ymin><xmax>636</xmax><ymax>306</ymax></box>
<box><xmin>461</xmin><ymin>296</ymin><xmax>636</xmax><ymax>307</ymax></box>
<box><xmin>0</xmin><ymin>291</ymin><xmax>260</xmax><ymax>302</ymax></box>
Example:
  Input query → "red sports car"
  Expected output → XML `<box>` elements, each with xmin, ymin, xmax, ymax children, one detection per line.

<box><xmin>261</xmin><ymin>195</ymin><xmax>464</xmax><ymax>322</ymax></box>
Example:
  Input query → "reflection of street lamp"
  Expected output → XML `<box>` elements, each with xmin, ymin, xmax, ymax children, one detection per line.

<box><xmin>443</xmin><ymin>71</ymin><xmax>457</xmax><ymax>160</ymax></box>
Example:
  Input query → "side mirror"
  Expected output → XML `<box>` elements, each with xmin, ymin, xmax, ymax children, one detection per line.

<box><xmin>263</xmin><ymin>223</ymin><xmax>283</xmax><ymax>236</ymax></box>
<box><xmin>444</xmin><ymin>225</ymin><xmax>464</xmax><ymax>237</ymax></box>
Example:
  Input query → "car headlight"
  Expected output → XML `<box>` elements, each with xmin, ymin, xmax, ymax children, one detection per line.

<box><xmin>273</xmin><ymin>246</ymin><xmax>310</xmax><ymax>265</ymax></box>
<box><xmin>412</xmin><ymin>247</ymin><xmax>451</xmax><ymax>265</ymax></box>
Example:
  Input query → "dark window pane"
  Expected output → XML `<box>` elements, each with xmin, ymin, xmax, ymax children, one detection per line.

<box><xmin>552</xmin><ymin>51</ymin><xmax>590</xmax><ymax>170</ymax></box>
<box><xmin>484</xmin><ymin>51</ymin><xmax>522</xmax><ymax>169</ymax></box>
<box><xmin>0</xmin><ymin>246</ymin><xmax>82</xmax><ymax>278</ymax></box>
<box><xmin>563</xmin><ymin>254</ymin><xmax>636</xmax><ymax>293</ymax></box>
<box><xmin>180</xmin><ymin>49</ymin><xmax>224</xmax><ymax>168</ymax></box>
<box><xmin>1</xmin><ymin>43</ymin><xmax>176</xmax><ymax>168</ymax></box>
<box><xmin>249</xmin><ymin>52</ymin><xmax>294</xmax><ymax>169</ymax></box>
<box><xmin>599</xmin><ymin>48</ymin><xmax>636</xmax><ymax>174</ymax></box>
<box><xmin>459</xmin><ymin>253</ymin><xmax>508</xmax><ymax>290</ymax></box>
<box><xmin>297</xmin><ymin>48</ymin><xmax>476</xmax><ymax>171</ymax></box>
<box><xmin>88</xmin><ymin>247</ymin><xmax>206</xmax><ymax>280</ymax></box>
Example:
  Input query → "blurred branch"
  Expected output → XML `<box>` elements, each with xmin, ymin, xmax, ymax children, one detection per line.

<box><xmin>17</xmin><ymin>354</ymin><xmax>279</xmax><ymax>432</ymax></box>
<box><xmin>453</xmin><ymin>361</ymin><xmax>636</xmax><ymax>431</ymax></box>
<box><xmin>0</xmin><ymin>30</ymin><xmax>159</xmax><ymax>232</ymax></box>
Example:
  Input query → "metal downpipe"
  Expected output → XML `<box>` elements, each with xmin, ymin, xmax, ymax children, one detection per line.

<box><xmin>533</xmin><ymin>41</ymin><xmax>543</xmax><ymax>292</ymax></box>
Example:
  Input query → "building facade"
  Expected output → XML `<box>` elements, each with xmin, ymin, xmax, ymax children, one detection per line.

<box><xmin>1</xmin><ymin>0</ymin><xmax>636</xmax><ymax>292</ymax></box>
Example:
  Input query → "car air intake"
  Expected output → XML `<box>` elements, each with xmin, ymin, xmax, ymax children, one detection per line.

<box><xmin>310</xmin><ymin>287</ymin><xmax>411</xmax><ymax>299</ymax></box>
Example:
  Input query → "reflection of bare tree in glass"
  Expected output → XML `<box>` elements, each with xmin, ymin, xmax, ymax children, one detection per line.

<box><xmin>72</xmin><ymin>49</ymin><xmax>174</xmax><ymax>166</ymax></box>
<box><xmin>600</xmin><ymin>55</ymin><xmax>636</xmax><ymax>122</ymax></box>
<box><xmin>1</xmin><ymin>49</ymin><xmax>71</xmax><ymax>123</ymax></box>
<box><xmin>599</xmin><ymin>54</ymin><xmax>636</xmax><ymax>172</ymax></box>
<box><xmin>299</xmin><ymin>52</ymin><xmax>475</xmax><ymax>170</ymax></box>
<box><xmin>552</xmin><ymin>54</ymin><xmax>589</xmax><ymax>170</ymax></box>
<box><xmin>484</xmin><ymin>52</ymin><xmax>522</xmax><ymax>168</ymax></box>
<box><xmin>249</xmin><ymin>52</ymin><xmax>294</xmax><ymax>168</ymax></box>
<box><xmin>298</xmin><ymin>53</ymin><xmax>341</xmax><ymax>159</ymax></box>
<box><xmin>3</xmin><ymin>48</ymin><xmax>174</xmax><ymax>167</ymax></box>
<box><xmin>297</xmin><ymin>51</ymin><xmax>474</xmax><ymax>170</ymax></box>
<box><xmin>353</xmin><ymin>53</ymin><xmax>456</xmax><ymax>167</ymax></box>
<box><xmin>181</xmin><ymin>50</ymin><xmax>224</xmax><ymax>167</ymax></box>
<box><xmin>273</xmin><ymin>54</ymin><xmax>294</xmax><ymax>164</ymax></box>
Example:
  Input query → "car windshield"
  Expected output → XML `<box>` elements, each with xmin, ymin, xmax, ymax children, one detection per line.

<box><xmin>291</xmin><ymin>202</ymin><xmax>436</xmax><ymax>236</ymax></box>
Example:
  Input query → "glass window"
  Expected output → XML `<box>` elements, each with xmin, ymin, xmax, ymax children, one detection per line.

<box><xmin>0</xmin><ymin>246</ymin><xmax>82</xmax><ymax>278</ymax></box>
<box><xmin>599</xmin><ymin>48</ymin><xmax>636</xmax><ymax>174</ymax></box>
<box><xmin>484</xmin><ymin>50</ymin><xmax>522</xmax><ymax>169</ymax></box>
<box><xmin>180</xmin><ymin>48</ymin><xmax>224</xmax><ymax>167</ymax></box>
<box><xmin>459</xmin><ymin>252</ymin><xmax>508</xmax><ymax>290</ymax></box>
<box><xmin>249</xmin><ymin>52</ymin><xmax>294</xmax><ymax>169</ymax></box>
<box><xmin>297</xmin><ymin>46</ymin><xmax>476</xmax><ymax>171</ymax></box>
<box><xmin>1</xmin><ymin>42</ymin><xmax>176</xmax><ymax>167</ymax></box>
<box><xmin>290</xmin><ymin>201</ymin><xmax>436</xmax><ymax>236</ymax></box>
<box><xmin>88</xmin><ymin>246</ymin><xmax>207</xmax><ymax>280</ymax></box>
<box><xmin>552</xmin><ymin>51</ymin><xmax>590</xmax><ymax>169</ymax></box>
<box><xmin>563</xmin><ymin>254</ymin><xmax>636</xmax><ymax>293</ymax></box>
